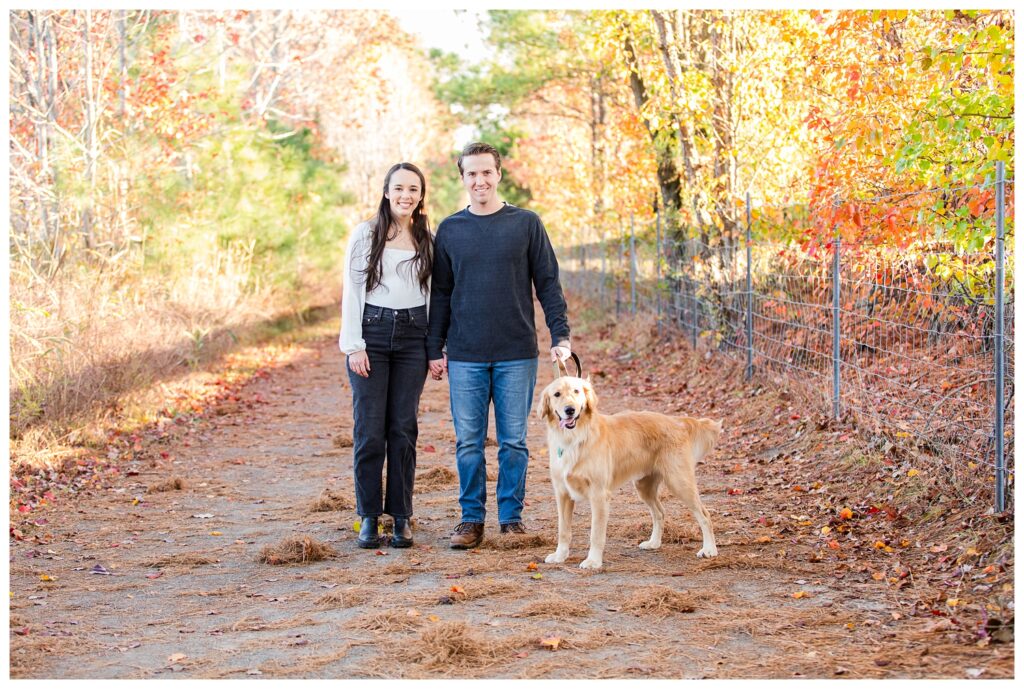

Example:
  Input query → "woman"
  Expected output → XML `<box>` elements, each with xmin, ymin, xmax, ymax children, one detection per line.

<box><xmin>339</xmin><ymin>162</ymin><xmax>433</xmax><ymax>549</ymax></box>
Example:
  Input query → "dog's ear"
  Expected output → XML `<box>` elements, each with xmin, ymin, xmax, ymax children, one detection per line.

<box><xmin>582</xmin><ymin>380</ymin><xmax>598</xmax><ymax>414</ymax></box>
<box><xmin>536</xmin><ymin>385</ymin><xmax>555</xmax><ymax>421</ymax></box>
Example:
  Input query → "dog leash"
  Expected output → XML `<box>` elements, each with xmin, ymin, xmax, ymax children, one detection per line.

<box><xmin>551</xmin><ymin>351</ymin><xmax>583</xmax><ymax>380</ymax></box>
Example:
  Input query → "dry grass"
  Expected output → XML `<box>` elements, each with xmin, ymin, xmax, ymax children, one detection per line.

<box><xmin>258</xmin><ymin>535</ymin><xmax>336</xmax><ymax>565</ymax></box>
<box><xmin>332</xmin><ymin>434</ymin><xmax>353</xmax><ymax>448</ymax></box>
<box><xmin>415</xmin><ymin>466</ymin><xmax>457</xmax><ymax>491</ymax></box>
<box><xmin>147</xmin><ymin>477</ymin><xmax>187</xmax><ymax>493</ymax></box>
<box><xmin>621</xmin><ymin>585</ymin><xmax>698</xmax><ymax>617</ymax></box>
<box><xmin>309</xmin><ymin>488</ymin><xmax>353</xmax><ymax>512</ymax></box>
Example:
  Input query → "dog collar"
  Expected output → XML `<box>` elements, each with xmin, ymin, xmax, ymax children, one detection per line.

<box><xmin>557</xmin><ymin>448</ymin><xmax>563</xmax><ymax>458</ymax></box>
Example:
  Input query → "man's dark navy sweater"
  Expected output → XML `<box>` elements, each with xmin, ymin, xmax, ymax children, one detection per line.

<box><xmin>426</xmin><ymin>203</ymin><xmax>570</xmax><ymax>362</ymax></box>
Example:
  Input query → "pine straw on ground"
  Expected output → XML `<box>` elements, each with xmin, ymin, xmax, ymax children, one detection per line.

<box><xmin>146</xmin><ymin>476</ymin><xmax>187</xmax><ymax>492</ymax></box>
<box><xmin>258</xmin><ymin>535</ymin><xmax>336</xmax><ymax>565</ymax></box>
<box><xmin>621</xmin><ymin>585</ymin><xmax>698</xmax><ymax>617</ymax></box>
<box><xmin>309</xmin><ymin>488</ymin><xmax>353</xmax><ymax>512</ymax></box>
<box><xmin>136</xmin><ymin>552</ymin><xmax>219</xmax><ymax>568</ymax></box>
<box><xmin>346</xmin><ymin>608</ymin><xmax>425</xmax><ymax>633</ymax></box>
<box><xmin>487</xmin><ymin>533</ymin><xmax>553</xmax><ymax>551</ymax></box>
<box><xmin>229</xmin><ymin>614</ymin><xmax>317</xmax><ymax>632</ymax></box>
<box><xmin>511</xmin><ymin>594</ymin><xmax>592</xmax><ymax>618</ymax></box>
<box><xmin>415</xmin><ymin>466</ymin><xmax>457</xmax><ymax>491</ymax></box>
<box><xmin>391</xmin><ymin>621</ymin><xmax>532</xmax><ymax>674</ymax></box>
<box><xmin>315</xmin><ymin>586</ymin><xmax>372</xmax><ymax>608</ymax></box>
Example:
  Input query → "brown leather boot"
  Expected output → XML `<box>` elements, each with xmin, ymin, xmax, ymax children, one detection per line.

<box><xmin>449</xmin><ymin>522</ymin><xmax>484</xmax><ymax>549</ymax></box>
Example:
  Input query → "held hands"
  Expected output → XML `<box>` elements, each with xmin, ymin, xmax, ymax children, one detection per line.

<box><xmin>551</xmin><ymin>342</ymin><xmax>572</xmax><ymax>363</ymax></box>
<box><xmin>348</xmin><ymin>350</ymin><xmax>371</xmax><ymax>378</ymax></box>
<box><xmin>429</xmin><ymin>354</ymin><xmax>448</xmax><ymax>381</ymax></box>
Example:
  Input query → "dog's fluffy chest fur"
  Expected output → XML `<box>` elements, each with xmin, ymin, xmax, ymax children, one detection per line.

<box><xmin>547</xmin><ymin>431</ymin><xmax>590</xmax><ymax>501</ymax></box>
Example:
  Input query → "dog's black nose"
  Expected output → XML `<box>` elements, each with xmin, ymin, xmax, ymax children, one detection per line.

<box><xmin>564</xmin><ymin>406</ymin><xmax>576</xmax><ymax>416</ymax></box>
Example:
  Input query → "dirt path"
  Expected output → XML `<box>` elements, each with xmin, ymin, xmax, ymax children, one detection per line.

<box><xmin>8</xmin><ymin>319</ymin><xmax>1014</xmax><ymax>679</ymax></box>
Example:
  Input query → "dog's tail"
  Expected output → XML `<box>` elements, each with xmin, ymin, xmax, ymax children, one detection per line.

<box><xmin>690</xmin><ymin>417</ymin><xmax>723</xmax><ymax>461</ymax></box>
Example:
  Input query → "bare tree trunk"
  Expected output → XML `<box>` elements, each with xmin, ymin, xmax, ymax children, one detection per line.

<box><xmin>651</xmin><ymin>10</ymin><xmax>696</xmax><ymax>187</ymax></box>
<box><xmin>621</xmin><ymin>21</ymin><xmax>683</xmax><ymax>225</ymax></box>
<box><xmin>82</xmin><ymin>10</ymin><xmax>96</xmax><ymax>249</ymax></box>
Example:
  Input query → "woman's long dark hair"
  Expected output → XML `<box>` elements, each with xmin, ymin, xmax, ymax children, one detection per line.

<box><xmin>361</xmin><ymin>162</ymin><xmax>433</xmax><ymax>295</ymax></box>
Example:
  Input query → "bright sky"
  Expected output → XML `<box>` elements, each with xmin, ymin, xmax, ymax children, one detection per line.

<box><xmin>395</xmin><ymin>10</ymin><xmax>491</xmax><ymax>148</ymax></box>
<box><xmin>395</xmin><ymin>9</ymin><xmax>490</xmax><ymax>62</ymax></box>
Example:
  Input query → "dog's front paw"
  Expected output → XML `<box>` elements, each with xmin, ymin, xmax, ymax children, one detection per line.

<box><xmin>544</xmin><ymin>549</ymin><xmax>568</xmax><ymax>564</ymax></box>
<box><xmin>696</xmin><ymin>544</ymin><xmax>718</xmax><ymax>558</ymax></box>
<box><xmin>578</xmin><ymin>556</ymin><xmax>603</xmax><ymax>569</ymax></box>
<box><xmin>638</xmin><ymin>539</ymin><xmax>662</xmax><ymax>550</ymax></box>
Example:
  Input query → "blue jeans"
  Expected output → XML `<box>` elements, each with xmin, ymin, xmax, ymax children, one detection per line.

<box><xmin>447</xmin><ymin>358</ymin><xmax>538</xmax><ymax>525</ymax></box>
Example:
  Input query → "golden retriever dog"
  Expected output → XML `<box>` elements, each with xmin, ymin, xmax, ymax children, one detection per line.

<box><xmin>537</xmin><ymin>375</ymin><xmax>721</xmax><ymax>569</ymax></box>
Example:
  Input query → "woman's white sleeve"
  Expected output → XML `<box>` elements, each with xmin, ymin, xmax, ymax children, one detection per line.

<box><xmin>339</xmin><ymin>225</ymin><xmax>369</xmax><ymax>355</ymax></box>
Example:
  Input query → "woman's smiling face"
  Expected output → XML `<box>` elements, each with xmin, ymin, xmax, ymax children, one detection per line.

<box><xmin>385</xmin><ymin>168</ymin><xmax>423</xmax><ymax>222</ymax></box>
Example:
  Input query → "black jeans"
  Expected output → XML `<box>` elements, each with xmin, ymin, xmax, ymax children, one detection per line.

<box><xmin>347</xmin><ymin>303</ymin><xmax>428</xmax><ymax>519</ymax></box>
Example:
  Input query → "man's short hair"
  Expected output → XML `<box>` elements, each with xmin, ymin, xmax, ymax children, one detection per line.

<box><xmin>457</xmin><ymin>142</ymin><xmax>501</xmax><ymax>175</ymax></box>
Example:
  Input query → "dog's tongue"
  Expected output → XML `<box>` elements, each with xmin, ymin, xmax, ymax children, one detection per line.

<box><xmin>560</xmin><ymin>417</ymin><xmax>576</xmax><ymax>430</ymax></box>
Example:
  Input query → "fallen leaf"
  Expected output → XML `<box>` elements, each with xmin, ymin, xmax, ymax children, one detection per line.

<box><xmin>792</xmin><ymin>591</ymin><xmax>809</xmax><ymax>599</ymax></box>
<box><xmin>526</xmin><ymin>562</ymin><xmax>538</xmax><ymax>571</ymax></box>
<box><xmin>531</xmin><ymin>573</ymin><xmax>543</xmax><ymax>580</ymax></box>
<box><xmin>755</xmin><ymin>536</ymin><xmax>771</xmax><ymax>544</ymax></box>
<box><xmin>427</xmin><ymin>615</ymin><xmax>440</xmax><ymax>622</ymax></box>
<box><xmin>422</xmin><ymin>444</ymin><xmax>436</xmax><ymax>453</ymax></box>
<box><xmin>90</xmin><ymin>564</ymin><xmax>112</xmax><ymax>575</ymax></box>
<box><xmin>374</xmin><ymin>550</ymin><xmax>387</xmax><ymax>556</ymax></box>
<box><xmin>930</xmin><ymin>544</ymin><xmax>948</xmax><ymax>553</ymax></box>
<box><xmin>209</xmin><ymin>531</ymin><xmax>222</xmax><ymax>536</ymax></box>
<box><xmin>947</xmin><ymin>598</ymin><xmax>960</xmax><ymax>607</ymax></box>
<box><xmin>907</xmin><ymin>468</ymin><xmax>920</xmax><ymax>477</ymax></box>
<box><xmin>39</xmin><ymin>574</ymin><xmax>55</xmax><ymax>582</ymax></box>
<box><xmin>450</xmin><ymin>585</ymin><xmax>464</xmax><ymax>594</ymax></box>
<box><xmin>407</xmin><ymin>608</ymin><xmax>421</xmax><ymax>617</ymax></box>
<box><xmin>727</xmin><ymin>488</ymin><xmax>743</xmax><ymax>495</ymax></box>
<box><xmin>872</xmin><ymin>572</ymin><xmax>885</xmax><ymax>581</ymax></box>
<box><xmin>539</xmin><ymin>636</ymin><xmax>562</xmax><ymax>650</ymax></box>
<box><xmin>167</xmin><ymin>653</ymin><xmax>187</xmax><ymax>663</ymax></box>
<box><xmin>838</xmin><ymin>508</ymin><xmax>854</xmax><ymax>520</ymax></box>
<box><xmin>827</xmin><ymin>540</ymin><xmax>841</xmax><ymax>550</ymax></box>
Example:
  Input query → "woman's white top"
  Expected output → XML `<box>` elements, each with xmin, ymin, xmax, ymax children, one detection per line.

<box><xmin>339</xmin><ymin>221</ymin><xmax>430</xmax><ymax>355</ymax></box>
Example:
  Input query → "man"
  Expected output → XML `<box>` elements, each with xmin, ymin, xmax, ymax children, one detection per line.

<box><xmin>427</xmin><ymin>142</ymin><xmax>572</xmax><ymax>549</ymax></box>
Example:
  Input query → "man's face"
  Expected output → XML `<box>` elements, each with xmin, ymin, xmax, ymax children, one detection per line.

<box><xmin>461</xmin><ymin>153</ymin><xmax>501</xmax><ymax>207</ymax></box>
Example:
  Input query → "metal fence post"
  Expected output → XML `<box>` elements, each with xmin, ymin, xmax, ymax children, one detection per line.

<box><xmin>600</xmin><ymin>231</ymin><xmax>606</xmax><ymax>309</ymax></box>
<box><xmin>656</xmin><ymin>206</ymin><xmax>662</xmax><ymax>337</ymax></box>
<box><xmin>831</xmin><ymin>200</ymin><xmax>841</xmax><ymax>421</ymax></box>
<box><xmin>689</xmin><ymin>231</ymin><xmax>697</xmax><ymax>349</ymax></box>
<box><xmin>616</xmin><ymin>229</ymin><xmax>623</xmax><ymax>318</ymax></box>
<box><xmin>745</xmin><ymin>192</ymin><xmax>753</xmax><ymax>380</ymax></box>
<box><xmin>629</xmin><ymin>213</ymin><xmax>637</xmax><ymax>315</ymax></box>
<box><xmin>994</xmin><ymin>160</ymin><xmax>1006</xmax><ymax>513</ymax></box>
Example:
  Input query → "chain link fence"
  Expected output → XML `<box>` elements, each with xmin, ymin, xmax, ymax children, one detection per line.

<box><xmin>560</xmin><ymin>170</ymin><xmax>1014</xmax><ymax>513</ymax></box>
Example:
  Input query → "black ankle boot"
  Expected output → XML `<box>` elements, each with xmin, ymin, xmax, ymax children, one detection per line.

<box><xmin>391</xmin><ymin>518</ymin><xmax>413</xmax><ymax>548</ymax></box>
<box><xmin>357</xmin><ymin>516</ymin><xmax>380</xmax><ymax>549</ymax></box>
